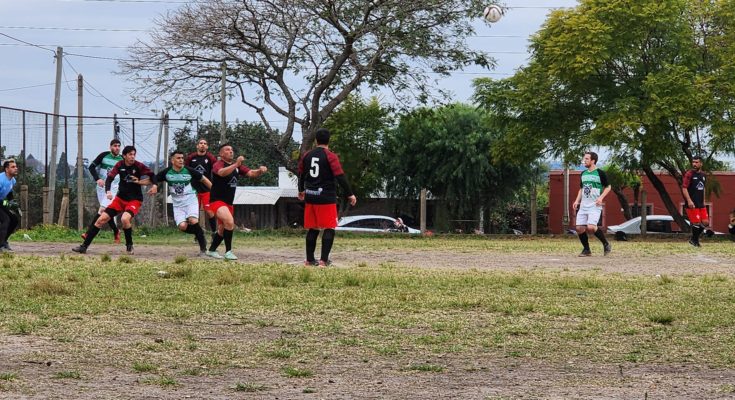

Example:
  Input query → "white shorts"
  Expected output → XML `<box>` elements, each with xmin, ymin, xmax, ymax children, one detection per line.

<box><xmin>576</xmin><ymin>207</ymin><xmax>602</xmax><ymax>226</ymax></box>
<box><xmin>96</xmin><ymin>184</ymin><xmax>118</xmax><ymax>209</ymax></box>
<box><xmin>173</xmin><ymin>198</ymin><xmax>200</xmax><ymax>225</ymax></box>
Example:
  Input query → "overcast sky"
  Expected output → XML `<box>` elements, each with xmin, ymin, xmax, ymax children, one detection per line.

<box><xmin>0</xmin><ymin>0</ymin><xmax>578</xmax><ymax>161</ymax></box>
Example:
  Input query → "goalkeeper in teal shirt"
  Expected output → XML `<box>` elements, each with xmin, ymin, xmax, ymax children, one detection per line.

<box><xmin>0</xmin><ymin>159</ymin><xmax>19</xmax><ymax>251</ymax></box>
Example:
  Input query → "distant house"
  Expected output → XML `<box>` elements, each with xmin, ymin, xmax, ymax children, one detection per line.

<box><xmin>548</xmin><ymin>170</ymin><xmax>735</xmax><ymax>234</ymax></box>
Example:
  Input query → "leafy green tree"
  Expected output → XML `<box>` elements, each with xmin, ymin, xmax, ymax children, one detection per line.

<box><xmin>322</xmin><ymin>96</ymin><xmax>392</xmax><ymax>200</ymax></box>
<box><xmin>475</xmin><ymin>0</ymin><xmax>735</xmax><ymax>230</ymax></box>
<box><xmin>173</xmin><ymin>122</ymin><xmax>299</xmax><ymax>186</ymax></box>
<box><xmin>384</xmin><ymin>104</ymin><xmax>532</xmax><ymax>231</ymax></box>
<box><xmin>121</xmin><ymin>0</ymin><xmax>496</xmax><ymax>165</ymax></box>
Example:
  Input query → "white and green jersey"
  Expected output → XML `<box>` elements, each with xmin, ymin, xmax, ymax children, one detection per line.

<box><xmin>155</xmin><ymin>166</ymin><xmax>203</xmax><ymax>208</ymax></box>
<box><xmin>580</xmin><ymin>168</ymin><xmax>609</xmax><ymax>210</ymax></box>
<box><xmin>89</xmin><ymin>151</ymin><xmax>122</xmax><ymax>184</ymax></box>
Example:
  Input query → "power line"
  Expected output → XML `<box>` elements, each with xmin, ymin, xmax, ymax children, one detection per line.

<box><xmin>0</xmin><ymin>32</ymin><xmax>55</xmax><ymax>53</ymax></box>
<box><xmin>0</xmin><ymin>82</ymin><xmax>69</xmax><ymax>92</ymax></box>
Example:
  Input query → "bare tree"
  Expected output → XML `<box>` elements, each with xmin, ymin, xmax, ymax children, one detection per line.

<box><xmin>120</xmin><ymin>0</ymin><xmax>495</xmax><ymax>164</ymax></box>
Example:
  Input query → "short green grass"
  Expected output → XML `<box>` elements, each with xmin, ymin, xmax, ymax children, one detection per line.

<box><xmin>54</xmin><ymin>370</ymin><xmax>81</xmax><ymax>379</ymax></box>
<box><xmin>0</xmin><ymin>372</ymin><xmax>17</xmax><ymax>381</ymax></box>
<box><xmin>233</xmin><ymin>382</ymin><xmax>268</xmax><ymax>392</ymax></box>
<box><xmin>0</xmin><ymin>236</ymin><xmax>734</xmax><ymax>379</ymax></box>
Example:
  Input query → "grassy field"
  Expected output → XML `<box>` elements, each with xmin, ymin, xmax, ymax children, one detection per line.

<box><xmin>1</xmin><ymin>229</ymin><xmax>735</xmax><ymax>397</ymax></box>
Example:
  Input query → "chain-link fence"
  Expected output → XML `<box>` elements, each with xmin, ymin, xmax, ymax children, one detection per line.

<box><xmin>0</xmin><ymin>105</ymin><xmax>196</xmax><ymax>230</ymax></box>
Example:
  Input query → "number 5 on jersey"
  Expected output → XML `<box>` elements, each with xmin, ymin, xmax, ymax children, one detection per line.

<box><xmin>310</xmin><ymin>158</ymin><xmax>320</xmax><ymax>178</ymax></box>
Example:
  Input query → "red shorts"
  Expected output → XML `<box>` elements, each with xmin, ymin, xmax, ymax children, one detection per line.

<box><xmin>197</xmin><ymin>192</ymin><xmax>212</xmax><ymax>212</ymax></box>
<box><xmin>686</xmin><ymin>207</ymin><xmax>709</xmax><ymax>224</ymax></box>
<box><xmin>304</xmin><ymin>203</ymin><xmax>338</xmax><ymax>229</ymax></box>
<box><xmin>106</xmin><ymin>198</ymin><xmax>142</xmax><ymax>216</ymax></box>
<box><xmin>210</xmin><ymin>201</ymin><xmax>234</xmax><ymax>225</ymax></box>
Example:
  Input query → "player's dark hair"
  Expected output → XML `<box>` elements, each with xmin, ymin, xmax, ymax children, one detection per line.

<box><xmin>110</xmin><ymin>139</ymin><xmax>121</xmax><ymax>146</ymax></box>
<box><xmin>692</xmin><ymin>155</ymin><xmax>702</xmax><ymax>161</ymax></box>
<box><xmin>122</xmin><ymin>145</ymin><xmax>136</xmax><ymax>155</ymax></box>
<box><xmin>197</xmin><ymin>138</ymin><xmax>208</xmax><ymax>144</ymax></box>
<box><xmin>170</xmin><ymin>150</ymin><xmax>184</xmax><ymax>158</ymax></box>
<box><xmin>218</xmin><ymin>143</ymin><xmax>232</xmax><ymax>152</ymax></box>
<box><xmin>585</xmin><ymin>151</ymin><xmax>598</xmax><ymax>164</ymax></box>
<box><xmin>2</xmin><ymin>159</ymin><xmax>16</xmax><ymax>171</ymax></box>
<box><xmin>315</xmin><ymin>128</ymin><xmax>331</xmax><ymax>145</ymax></box>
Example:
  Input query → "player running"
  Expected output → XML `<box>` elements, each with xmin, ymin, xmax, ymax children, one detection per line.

<box><xmin>573</xmin><ymin>151</ymin><xmax>611</xmax><ymax>257</ymax></box>
<box><xmin>86</xmin><ymin>139</ymin><xmax>123</xmax><ymax>243</ymax></box>
<box><xmin>682</xmin><ymin>156</ymin><xmax>709</xmax><ymax>247</ymax></box>
<box><xmin>206</xmin><ymin>144</ymin><xmax>267</xmax><ymax>260</ymax></box>
<box><xmin>155</xmin><ymin>150</ymin><xmax>212</xmax><ymax>256</ymax></box>
<box><xmin>73</xmin><ymin>146</ymin><xmax>157</xmax><ymax>255</ymax></box>
<box><xmin>298</xmin><ymin>128</ymin><xmax>357</xmax><ymax>266</ymax></box>
<box><xmin>185</xmin><ymin>138</ymin><xmax>218</xmax><ymax>233</ymax></box>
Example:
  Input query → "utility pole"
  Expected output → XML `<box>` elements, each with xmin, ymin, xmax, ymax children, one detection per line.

<box><xmin>220</xmin><ymin>62</ymin><xmax>227</xmax><ymax>144</ymax></box>
<box><xmin>113</xmin><ymin>113</ymin><xmax>120</xmax><ymax>141</ymax></box>
<box><xmin>49</xmin><ymin>46</ymin><xmax>63</xmax><ymax>225</ymax></box>
<box><xmin>151</xmin><ymin>110</ymin><xmax>165</xmax><ymax>226</ymax></box>
<box><xmin>162</xmin><ymin>112</ymin><xmax>169</xmax><ymax>226</ymax></box>
<box><xmin>76</xmin><ymin>74</ymin><xmax>84</xmax><ymax>230</ymax></box>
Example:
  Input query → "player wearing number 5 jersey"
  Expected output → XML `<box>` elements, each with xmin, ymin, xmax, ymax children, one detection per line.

<box><xmin>298</xmin><ymin>128</ymin><xmax>357</xmax><ymax>267</ymax></box>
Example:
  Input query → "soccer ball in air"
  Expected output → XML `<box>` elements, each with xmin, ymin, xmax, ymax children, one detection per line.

<box><xmin>483</xmin><ymin>4</ymin><xmax>503</xmax><ymax>23</ymax></box>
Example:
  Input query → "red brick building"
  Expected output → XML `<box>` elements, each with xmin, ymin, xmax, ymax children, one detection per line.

<box><xmin>548</xmin><ymin>170</ymin><xmax>735</xmax><ymax>234</ymax></box>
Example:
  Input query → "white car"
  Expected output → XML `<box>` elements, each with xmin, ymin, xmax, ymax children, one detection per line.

<box><xmin>336</xmin><ymin>215</ymin><xmax>421</xmax><ymax>234</ymax></box>
<box><xmin>606</xmin><ymin>215</ymin><xmax>720</xmax><ymax>240</ymax></box>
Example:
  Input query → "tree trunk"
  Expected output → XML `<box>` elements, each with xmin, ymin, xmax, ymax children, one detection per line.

<box><xmin>641</xmin><ymin>166</ymin><xmax>689</xmax><ymax>232</ymax></box>
<box><xmin>613</xmin><ymin>189</ymin><xmax>633</xmax><ymax>221</ymax></box>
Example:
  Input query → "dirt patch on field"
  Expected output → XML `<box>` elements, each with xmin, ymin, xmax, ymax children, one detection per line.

<box><xmin>11</xmin><ymin>241</ymin><xmax>735</xmax><ymax>276</ymax></box>
<box><xmin>2</xmin><ymin>318</ymin><xmax>735</xmax><ymax>400</ymax></box>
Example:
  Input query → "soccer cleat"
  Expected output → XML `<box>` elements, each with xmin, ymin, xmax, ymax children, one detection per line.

<box><xmin>688</xmin><ymin>239</ymin><xmax>701</xmax><ymax>248</ymax></box>
<box><xmin>603</xmin><ymin>243</ymin><xmax>612</xmax><ymax>256</ymax></box>
<box><xmin>304</xmin><ymin>260</ymin><xmax>318</xmax><ymax>267</ymax></box>
<box><xmin>2</xmin><ymin>243</ymin><xmax>13</xmax><ymax>252</ymax></box>
<box><xmin>72</xmin><ymin>245</ymin><xmax>87</xmax><ymax>254</ymax></box>
<box><xmin>197</xmin><ymin>251</ymin><xmax>209</xmax><ymax>258</ymax></box>
<box><xmin>223</xmin><ymin>251</ymin><xmax>238</xmax><ymax>261</ymax></box>
<box><xmin>318</xmin><ymin>259</ymin><xmax>332</xmax><ymax>267</ymax></box>
<box><xmin>126</xmin><ymin>245</ymin><xmax>135</xmax><ymax>255</ymax></box>
<box><xmin>205</xmin><ymin>250</ymin><xmax>224</xmax><ymax>259</ymax></box>
<box><xmin>81</xmin><ymin>232</ymin><xmax>87</xmax><ymax>240</ymax></box>
<box><xmin>114</xmin><ymin>231</ymin><xmax>121</xmax><ymax>244</ymax></box>
<box><xmin>578</xmin><ymin>250</ymin><xmax>592</xmax><ymax>257</ymax></box>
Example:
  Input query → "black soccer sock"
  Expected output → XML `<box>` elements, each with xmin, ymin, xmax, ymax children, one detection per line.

<box><xmin>189</xmin><ymin>224</ymin><xmax>207</xmax><ymax>252</ymax></box>
<box><xmin>223</xmin><ymin>229</ymin><xmax>234</xmax><ymax>252</ymax></box>
<box><xmin>209</xmin><ymin>233</ymin><xmax>223</xmax><ymax>252</ymax></box>
<box><xmin>208</xmin><ymin>217</ymin><xmax>217</xmax><ymax>232</ymax></box>
<box><xmin>593</xmin><ymin>229</ymin><xmax>608</xmax><ymax>245</ymax></box>
<box><xmin>320</xmin><ymin>229</ymin><xmax>335</xmax><ymax>262</ymax></box>
<box><xmin>108</xmin><ymin>219</ymin><xmax>119</xmax><ymax>235</ymax></box>
<box><xmin>123</xmin><ymin>228</ymin><xmax>133</xmax><ymax>247</ymax></box>
<box><xmin>82</xmin><ymin>225</ymin><xmax>100</xmax><ymax>247</ymax></box>
<box><xmin>578</xmin><ymin>231</ymin><xmax>590</xmax><ymax>251</ymax></box>
<box><xmin>693</xmin><ymin>225</ymin><xmax>704</xmax><ymax>242</ymax></box>
<box><xmin>305</xmin><ymin>229</ymin><xmax>319</xmax><ymax>262</ymax></box>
